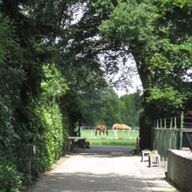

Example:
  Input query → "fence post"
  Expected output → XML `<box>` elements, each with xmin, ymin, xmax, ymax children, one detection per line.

<box><xmin>179</xmin><ymin>112</ymin><xmax>184</xmax><ymax>149</ymax></box>
<box><xmin>170</xmin><ymin>118</ymin><xmax>173</xmax><ymax>128</ymax></box>
<box><xmin>164</xmin><ymin>118</ymin><xmax>166</xmax><ymax>129</ymax></box>
<box><xmin>156</xmin><ymin>120</ymin><xmax>159</xmax><ymax>129</ymax></box>
<box><xmin>174</xmin><ymin>116</ymin><xmax>177</xmax><ymax>129</ymax></box>
<box><xmin>160</xmin><ymin>119</ymin><xmax>162</xmax><ymax>128</ymax></box>
<box><xmin>174</xmin><ymin>116</ymin><xmax>177</xmax><ymax>149</ymax></box>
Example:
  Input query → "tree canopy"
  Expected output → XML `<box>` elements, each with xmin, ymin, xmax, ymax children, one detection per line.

<box><xmin>1</xmin><ymin>0</ymin><xmax>192</xmax><ymax>189</ymax></box>
<box><xmin>100</xmin><ymin>0</ymin><xmax>192</xmax><ymax>110</ymax></box>
<box><xmin>99</xmin><ymin>0</ymin><xmax>192</xmax><ymax>147</ymax></box>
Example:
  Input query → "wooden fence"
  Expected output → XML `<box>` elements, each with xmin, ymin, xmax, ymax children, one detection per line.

<box><xmin>153</xmin><ymin>112</ymin><xmax>192</xmax><ymax>160</ymax></box>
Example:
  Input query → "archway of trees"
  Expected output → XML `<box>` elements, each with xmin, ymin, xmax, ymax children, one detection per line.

<box><xmin>0</xmin><ymin>1</ymin><xmax>192</xmax><ymax>190</ymax></box>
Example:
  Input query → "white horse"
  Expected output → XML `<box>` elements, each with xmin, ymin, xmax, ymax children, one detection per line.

<box><xmin>112</xmin><ymin>123</ymin><xmax>132</xmax><ymax>131</ymax></box>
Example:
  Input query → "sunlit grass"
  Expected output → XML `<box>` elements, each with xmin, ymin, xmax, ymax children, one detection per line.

<box><xmin>80</xmin><ymin>129</ymin><xmax>139</xmax><ymax>146</ymax></box>
<box><xmin>88</xmin><ymin>139</ymin><xmax>137</xmax><ymax>146</ymax></box>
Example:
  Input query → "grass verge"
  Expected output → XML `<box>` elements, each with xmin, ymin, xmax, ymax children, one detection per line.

<box><xmin>88</xmin><ymin>139</ymin><xmax>136</xmax><ymax>146</ymax></box>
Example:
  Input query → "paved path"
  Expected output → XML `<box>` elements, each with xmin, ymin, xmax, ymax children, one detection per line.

<box><xmin>29</xmin><ymin>146</ymin><xmax>179</xmax><ymax>192</ymax></box>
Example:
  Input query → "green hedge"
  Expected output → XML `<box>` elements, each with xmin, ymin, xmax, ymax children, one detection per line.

<box><xmin>0</xmin><ymin>62</ymin><xmax>69</xmax><ymax>188</ymax></box>
<box><xmin>19</xmin><ymin>64</ymin><xmax>69</xmax><ymax>182</ymax></box>
<box><xmin>0</xmin><ymin>159</ymin><xmax>22</xmax><ymax>192</ymax></box>
<box><xmin>32</xmin><ymin>99</ymin><xmax>68</xmax><ymax>173</ymax></box>
<box><xmin>0</xmin><ymin>12</ymin><xmax>69</xmax><ymax>190</ymax></box>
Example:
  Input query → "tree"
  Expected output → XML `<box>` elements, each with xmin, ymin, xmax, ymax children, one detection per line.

<box><xmin>99</xmin><ymin>0</ymin><xmax>192</xmax><ymax>148</ymax></box>
<box><xmin>52</xmin><ymin>0</ymin><xmax>135</xmax><ymax>133</ymax></box>
<box><xmin>0</xmin><ymin>0</ymin><xmax>76</xmax><ymax>185</ymax></box>
<box><xmin>121</xmin><ymin>91</ymin><xmax>143</xmax><ymax>128</ymax></box>
<box><xmin>0</xmin><ymin>13</ymin><xmax>24</xmax><ymax>152</ymax></box>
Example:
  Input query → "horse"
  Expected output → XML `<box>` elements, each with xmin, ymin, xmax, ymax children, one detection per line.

<box><xmin>95</xmin><ymin>124</ymin><xmax>108</xmax><ymax>136</ymax></box>
<box><xmin>112</xmin><ymin>123</ymin><xmax>132</xmax><ymax>131</ymax></box>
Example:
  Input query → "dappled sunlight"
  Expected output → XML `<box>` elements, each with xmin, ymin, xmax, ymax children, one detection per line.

<box><xmin>52</xmin><ymin>156</ymin><xmax>139</xmax><ymax>176</ymax></box>
<box><xmin>29</xmin><ymin>146</ymin><xmax>178</xmax><ymax>192</ymax></box>
<box><xmin>71</xmin><ymin>145</ymin><xmax>135</xmax><ymax>156</ymax></box>
<box><xmin>30</xmin><ymin>172</ymin><xmax>151</xmax><ymax>192</ymax></box>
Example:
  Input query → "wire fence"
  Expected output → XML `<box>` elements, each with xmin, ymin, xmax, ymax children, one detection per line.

<box><xmin>153</xmin><ymin>112</ymin><xmax>192</xmax><ymax>160</ymax></box>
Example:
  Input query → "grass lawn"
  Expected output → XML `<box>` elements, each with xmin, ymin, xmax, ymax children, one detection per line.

<box><xmin>87</xmin><ymin>139</ymin><xmax>137</xmax><ymax>146</ymax></box>
<box><xmin>80</xmin><ymin>129</ymin><xmax>139</xmax><ymax>147</ymax></box>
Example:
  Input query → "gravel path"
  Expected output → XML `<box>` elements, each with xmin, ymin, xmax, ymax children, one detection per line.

<box><xmin>29</xmin><ymin>146</ymin><xmax>179</xmax><ymax>192</ymax></box>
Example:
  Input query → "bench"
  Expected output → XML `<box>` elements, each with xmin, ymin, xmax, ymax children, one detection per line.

<box><xmin>141</xmin><ymin>149</ymin><xmax>151</xmax><ymax>162</ymax></box>
<box><xmin>148</xmin><ymin>152</ymin><xmax>160</xmax><ymax>167</ymax></box>
<box><xmin>67</xmin><ymin>137</ymin><xmax>89</xmax><ymax>153</ymax></box>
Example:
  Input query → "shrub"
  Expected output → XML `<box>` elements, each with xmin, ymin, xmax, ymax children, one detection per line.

<box><xmin>0</xmin><ymin>160</ymin><xmax>22</xmax><ymax>192</ymax></box>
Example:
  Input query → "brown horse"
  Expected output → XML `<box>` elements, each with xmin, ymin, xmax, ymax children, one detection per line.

<box><xmin>95</xmin><ymin>124</ymin><xmax>108</xmax><ymax>136</ymax></box>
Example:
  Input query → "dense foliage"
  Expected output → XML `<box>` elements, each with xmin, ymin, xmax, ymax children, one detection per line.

<box><xmin>1</xmin><ymin>0</ymin><xmax>192</xmax><ymax>190</ymax></box>
<box><xmin>0</xmin><ymin>1</ymin><xmax>71</xmax><ymax>190</ymax></box>
<box><xmin>27</xmin><ymin>64</ymin><xmax>69</xmax><ymax>178</ymax></box>
<box><xmin>0</xmin><ymin>159</ymin><xmax>22</xmax><ymax>192</ymax></box>
<box><xmin>0</xmin><ymin>1</ymin><xmax>142</xmax><ymax>190</ymax></box>
<box><xmin>79</xmin><ymin>88</ymin><xmax>142</xmax><ymax>129</ymax></box>
<box><xmin>0</xmin><ymin>14</ymin><xmax>24</xmax><ymax>191</ymax></box>
<box><xmin>99</xmin><ymin>0</ymin><xmax>192</xmax><ymax>148</ymax></box>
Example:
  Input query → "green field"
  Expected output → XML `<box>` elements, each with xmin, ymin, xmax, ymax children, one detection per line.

<box><xmin>80</xmin><ymin>129</ymin><xmax>139</xmax><ymax>146</ymax></box>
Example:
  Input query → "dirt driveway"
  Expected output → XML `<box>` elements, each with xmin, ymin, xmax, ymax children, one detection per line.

<box><xmin>29</xmin><ymin>145</ymin><xmax>179</xmax><ymax>192</ymax></box>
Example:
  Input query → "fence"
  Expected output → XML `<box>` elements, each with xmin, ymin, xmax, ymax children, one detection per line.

<box><xmin>80</xmin><ymin>128</ymin><xmax>139</xmax><ymax>140</ymax></box>
<box><xmin>153</xmin><ymin>112</ymin><xmax>192</xmax><ymax>160</ymax></box>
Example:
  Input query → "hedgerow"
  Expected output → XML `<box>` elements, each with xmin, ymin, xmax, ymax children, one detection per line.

<box><xmin>14</xmin><ymin>64</ymin><xmax>69</xmax><ymax>184</ymax></box>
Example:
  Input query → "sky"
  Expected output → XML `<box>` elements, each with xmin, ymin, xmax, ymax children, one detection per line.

<box><xmin>109</xmin><ymin>57</ymin><xmax>143</xmax><ymax>97</ymax></box>
<box><xmin>98</xmin><ymin>49</ymin><xmax>143</xmax><ymax>97</ymax></box>
<box><xmin>115</xmin><ymin>73</ymin><xmax>143</xmax><ymax>97</ymax></box>
<box><xmin>69</xmin><ymin>3</ymin><xmax>143</xmax><ymax>97</ymax></box>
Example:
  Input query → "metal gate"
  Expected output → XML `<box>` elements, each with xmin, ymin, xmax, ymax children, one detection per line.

<box><xmin>153</xmin><ymin>112</ymin><xmax>192</xmax><ymax>160</ymax></box>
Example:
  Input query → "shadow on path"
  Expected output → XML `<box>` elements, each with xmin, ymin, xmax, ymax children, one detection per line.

<box><xmin>30</xmin><ymin>172</ymin><xmax>152</xmax><ymax>192</ymax></box>
<box><xmin>29</xmin><ymin>146</ymin><xmax>179</xmax><ymax>192</ymax></box>
<box><xmin>71</xmin><ymin>145</ymin><xmax>136</xmax><ymax>157</ymax></box>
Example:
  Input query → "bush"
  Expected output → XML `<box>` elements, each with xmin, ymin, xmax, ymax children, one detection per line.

<box><xmin>0</xmin><ymin>160</ymin><xmax>22</xmax><ymax>192</ymax></box>
<box><xmin>15</xmin><ymin>63</ymin><xmax>69</xmax><ymax>181</ymax></box>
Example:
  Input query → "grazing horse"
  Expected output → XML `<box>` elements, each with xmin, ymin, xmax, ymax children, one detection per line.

<box><xmin>112</xmin><ymin>123</ymin><xmax>132</xmax><ymax>131</ymax></box>
<box><xmin>95</xmin><ymin>124</ymin><xmax>108</xmax><ymax>136</ymax></box>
